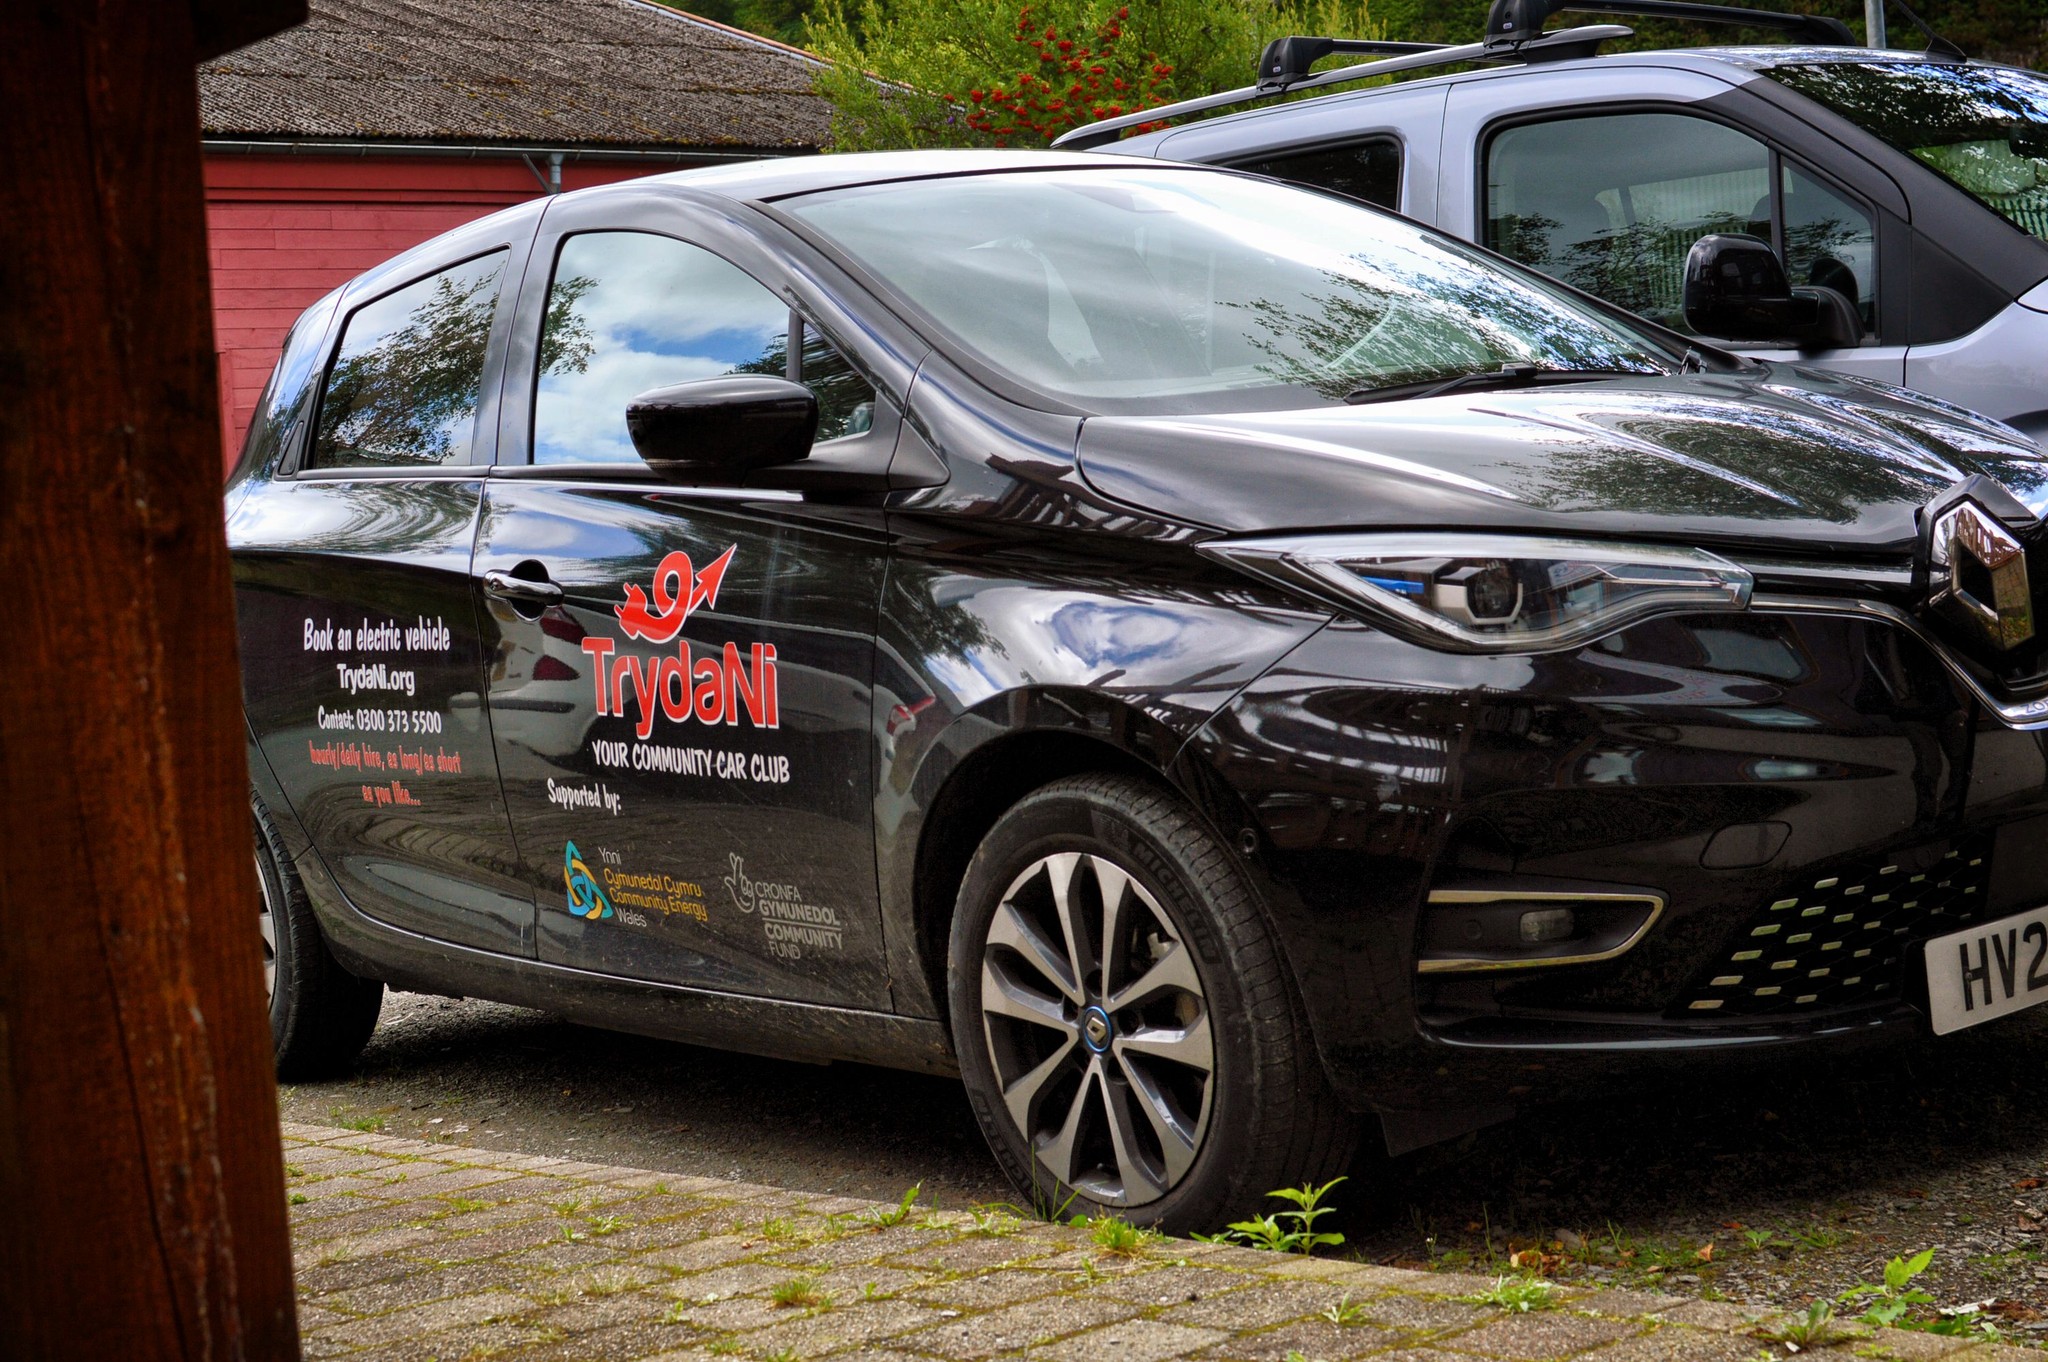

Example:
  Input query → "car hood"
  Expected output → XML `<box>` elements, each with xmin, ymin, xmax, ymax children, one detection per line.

<box><xmin>1074</xmin><ymin>368</ymin><xmax>2048</xmax><ymax>556</ymax></box>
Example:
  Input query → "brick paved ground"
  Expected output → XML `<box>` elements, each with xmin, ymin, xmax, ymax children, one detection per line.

<box><xmin>282</xmin><ymin>1122</ymin><xmax>2038</xmax><ymax>1362</ymax></box>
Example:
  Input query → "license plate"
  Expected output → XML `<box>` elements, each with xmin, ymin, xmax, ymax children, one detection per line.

<box><xmin>1925</xmin><ymin>906</ymin><xmax>2048</xmax><ymax>1035</ymax></box>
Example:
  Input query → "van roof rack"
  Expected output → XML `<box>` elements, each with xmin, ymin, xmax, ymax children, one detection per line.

<box><xmin>1053</xmin><ymin>0</ymin><xmax>1864</xmax><ymax>151</ymax></box>
<box><xmin>1486</xmin><ymin>1</ymin><xmax>1854</xmax><ymax>49</ymax></box>
<box><xmin>1052</xmin><ymin>25</ymin><xmax>1627</xmax><ymax>149</ymax></box>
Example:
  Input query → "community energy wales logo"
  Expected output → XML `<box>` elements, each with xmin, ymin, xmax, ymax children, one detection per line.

<box><xmin>563</xmin><ymin>840</ymin><xmax>614</xmax><ymax>920</ymax></box>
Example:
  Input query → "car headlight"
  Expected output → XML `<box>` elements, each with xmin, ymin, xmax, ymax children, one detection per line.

<box><xmin>1198</xmin><ymin>533</ymin><xmax>1753</xmax><ymax>654</ymax></box>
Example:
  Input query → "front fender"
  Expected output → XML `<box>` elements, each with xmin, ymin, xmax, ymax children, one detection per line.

<box><xmin>872</xmin><ymin>527</ymin><xmax>1330</xmax><ymax>1018</ymax></box>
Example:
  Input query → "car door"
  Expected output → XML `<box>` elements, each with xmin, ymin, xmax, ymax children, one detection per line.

<box><xmin>231</xmin><ymin>215</ymin><xmax>536</xmax><ymax>955</ymax></box>
<box><xmin>474</xmin><ymin>194</ymin><xmax>898</xmax><ymax>1009</ymax></box>
<box><xmin>1441</xmin><ymin>64</ymin><xmax>1908</xmax><ymax>384</ymax></box>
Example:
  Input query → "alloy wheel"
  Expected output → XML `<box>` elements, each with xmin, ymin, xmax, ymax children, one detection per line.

<box><xmin>977</xmin><ymin>850</ymin><xmax>1214</xmax><ymax>1206</ymax></box>
<box><xmin>257</xmin><ymin>852</ymin><xmax>278</xmax><ymax>1001</ymax></box>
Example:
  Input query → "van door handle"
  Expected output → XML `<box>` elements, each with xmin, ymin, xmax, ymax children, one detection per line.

<box><xmin>481</xmin><ymin>568</ymin><xmax>564</xmax><ymax>608</ymax></box>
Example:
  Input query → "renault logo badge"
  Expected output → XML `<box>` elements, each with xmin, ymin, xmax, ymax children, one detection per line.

<box><xmin>1929</xmin><ymin>500</ymin><xmax>2035</xmax><ymax>651</ymax></box>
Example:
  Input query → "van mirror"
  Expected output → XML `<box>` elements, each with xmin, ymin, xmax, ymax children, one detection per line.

<box><xmin>625</xmin><ymin>375</ymin><xmax>817</xmax><ymax>477</ymax></box>
<box><xmin>1683</xmin><ymin>233</ymin><xmax>1862</xmax><ymax>351</ymax></box>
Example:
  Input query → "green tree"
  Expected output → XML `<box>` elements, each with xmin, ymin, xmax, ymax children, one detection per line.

<box><xmin>804</xmin><ymin>0</ymin><xmax>1385</xmax><ymax>149</ymax></box>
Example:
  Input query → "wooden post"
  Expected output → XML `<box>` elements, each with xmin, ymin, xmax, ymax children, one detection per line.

<box><xmin>0</xmin><ymin>1</ymin><xmax>306</xmax><ymax>1356</ymax></box>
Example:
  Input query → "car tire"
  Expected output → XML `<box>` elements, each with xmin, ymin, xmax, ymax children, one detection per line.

<box><xmin>255</xmin><ymin>797</ymin><xmax>384</xmax><ymax>1080</ymax></box>
<box><xmin>949</xmin><ymin>772</ymin><xmax>1356</xmax><ymax>1234</ymax></box>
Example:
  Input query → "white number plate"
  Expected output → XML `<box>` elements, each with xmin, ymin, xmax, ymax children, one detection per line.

<box><xmin>1925</xmin><ymin>906</ymin><xmax>2048</xmax><ymax>1036</ymax></box>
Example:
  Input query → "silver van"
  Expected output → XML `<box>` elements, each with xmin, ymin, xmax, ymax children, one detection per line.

<box><xmin>1066</xmin><ymin>1</ymin><xmax>2048</xmax><ymax>443</ymax></box>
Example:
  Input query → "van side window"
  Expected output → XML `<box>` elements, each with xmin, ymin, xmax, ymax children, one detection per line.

<box><xmin>307</xmin><ymin>251</ymin><xmax>509</xmax><ymax>469</ymax></box>
<box><xmin>533</xmin><ymin>231</ymin><xmax>876</xmax><ymax>465</ymax></box>
<box><xmin>1231</xmin><ymin>138</ymin><xmax>1403</xmax><ymax>211</ymax></box>
<box><xmin>1484</xmin><ymin>112</ymin><xmax>1877</xmax><ymax>335</ymax></box>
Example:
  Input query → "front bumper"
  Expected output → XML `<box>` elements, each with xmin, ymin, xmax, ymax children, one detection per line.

<box><xmin>1181</xmin><ymin>604</ymin><xmax>2048</xmax><ymax>1114</ymax></box>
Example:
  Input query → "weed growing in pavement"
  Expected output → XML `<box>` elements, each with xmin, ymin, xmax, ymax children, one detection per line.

<box><xmin>557</xmin><ymin>1223</ymin><xmax>587</xmax><ymax>1244</ymax></box>
<box><xmin>335</xmin><ymin>1113</ymin><xmax>385</xmax><ymax>1133</ymax></box>
<box><xmin>761</xmin><ymin>1348</ymin><xmax>801</xmax><ymax>1362</ymax></box>
<box><xmin>770</xmin><ymin>1276</ymin><xmax>833</xmax><ymax>1311</ymax></box>
<box><xmin>552</xmin><ymin>1196</ymin><xmax>588</xmax><ymax>1216</ymax></box>
<box><xmin>1465</xmin><ymin>1276</ymin><xmax>1559</xmax><ymax>1313</ymax></box>
<box><xmin>660</xmin><ymin>1301</ymin><xmax>693</xmax><ymax>1325</ymax></box>
<box><xmin>1088</xmin><ymin>1216</ymin><xmax>1158</xmax><ymax>1258</ymax></box>
<box><xmin>1923</xmin><ymin>1311</ymin><xmax>2002</xmax><ymax>1342</ymax></box>
<box><xmin>859</xmin><ymin>1281</ymin><xmax>892</xmax><ymax>1302</ymax></box>
<box><xmin>284</xmin><ymin>1163</ymin><xmax>305</xmax><ymax>1178</ymax></box>
<box><xmin>1744</xmin><ymin>1229</ymin><xmax>1776</xmax><ymax>1252</ymax></box>
<box><xmin>316</xmin><ymin>1242</ymin><xmax>353</xmax><ymax>1266</ymax></box>
<box><xmin>1284</xmin><ymin>1352</ymin><xmax>1319</xmax><ymax>1362</ymax></box>
<box><xmin>446</xmin><ymin>1197</ymin><xmax>488</xmax><ymax>1214</ymax></box>
<box><xmin>1199</xmin><ymin>1178</ymin><xmax>1346</xmax><ymax>1256</ymax></box>
<box><xmin>761</xmin><ymin>1215</ymin><xmax>797</xmax><ymax>1240</ymax></box>
<box><xmin>1321</xmin><ymin>1292</ymin><xmax>1370</xmax><ymax>1326</ymax></box>
<box><xmin>288</xmin><ymin>1192</ymin><xmax>309</xmax><ymax>1206</ymax></box>
<box><xmin>705</xmin><ymin>1342</ymin><xmax>741</xmax><ymax>1356</ymax></box>
<box><xmin>1840</xmin><ymin>1248</ymin><xmax>1935</xmax><ymax>1326</ymax></box>
<box><xmin>1025</xmin><ymin>1179</ymin><xmax>1084</xmax><ymax>1226</ymax></box>
<box><xmin>965</xmin><ymin>1205</ymin><xmax>1025</xmax><ymax>1238</ymax></box>
<box><xmin>1756</xmin><ymin>1299</ymin><xmax>1842</xmax><ymax>1350</ymax></box>
<box><xmin>1791</xmin><ymin>1224</ymin><xmax>1851</xmax><ymax>1252</ymax></box>
<box><xmin>1833</xmin><ymin>1248</ymin><xmax>2004</xmax><ymax>1341</ymax></box>
<box><xmin>1073</xmin><ymin>1257</ymin><xmax>1108</xmax><ymax>1286</ymax></box>
<box><xmin>861</xmin><ymin>1184</ymin><xmax>922</xmax><ymax>1230</ymax></box>
<box><xmin>586</xmin><ymin>1215</ymin><xmax>625</xmax><ymax>1237</ymax></box>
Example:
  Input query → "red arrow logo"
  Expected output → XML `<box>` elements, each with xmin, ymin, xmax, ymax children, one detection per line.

<box><xmin>615</xmin><ymin>546</ymin><xmax>736</xmax><ymax>643</ymax></box>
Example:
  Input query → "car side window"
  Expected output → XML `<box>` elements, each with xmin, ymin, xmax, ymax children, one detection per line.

<box><xmin>533</xmin><ymin>230</ymin><xmax>875</xmax><ymax>465</ymax></box>
<box><xmin>307</xmin><ymin>250</ymin><xmax>508</xmax><ymax>469</ymax></box>
<box><xmin>1484</xmin><ymin>112</ymin><xmax>1877</xmax><ymax>336</ymax></box>
<box><xmin>1230</xmin><ymin>138</ymin><xmax>1402</xmax><ymax>211</ymax></box>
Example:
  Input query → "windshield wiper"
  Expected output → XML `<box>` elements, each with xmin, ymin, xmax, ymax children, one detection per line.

<box><xmin>1342</xmin><ymin>363</ymin><xmax>1655</xmax><ymax>405</ymax></box>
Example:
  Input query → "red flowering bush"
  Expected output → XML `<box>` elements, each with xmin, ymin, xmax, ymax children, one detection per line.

<box><xmin>806</xmin><ymin>0</ymin><xmax>1385</xmax><ymax>152</ymax></box>
<box><xmin>961</xmin><ymin>7</ymin><xmax>1176</xmax><ymax>145</ymax></box>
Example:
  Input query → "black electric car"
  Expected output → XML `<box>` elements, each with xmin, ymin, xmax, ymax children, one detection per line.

<box><xmin>233</xmin><ymin>151</ymin><xmax>2048</xmax><ymax>1233</ymax></box>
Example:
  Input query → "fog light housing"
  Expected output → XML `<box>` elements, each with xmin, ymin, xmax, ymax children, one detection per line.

<box><xmin>1418</xmin><ymin>888</ymin><xmax>1663</xmax><ymax>973</ymax></box>
<box><xmin>1519</xmin><ymin>907</ymin><xmax>1576</xmax><ymax>944</ymax></box>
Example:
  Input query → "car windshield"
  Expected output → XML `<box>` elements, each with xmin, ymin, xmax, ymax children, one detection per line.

<box><xmin>780</xmin><ymin>167</ymin><xmax>1673</xmax><ymax>413</ymax></box>
<box><xmin>1766</xmin><ymin>61</ymin><xmax>2048</xmax><ymax>241</ymax></box>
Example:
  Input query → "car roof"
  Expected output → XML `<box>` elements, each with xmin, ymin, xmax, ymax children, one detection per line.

<box><xmin>629</xmin><ymin>148</ymin><xmax>1195</xmax><ymax>202</ymax></box>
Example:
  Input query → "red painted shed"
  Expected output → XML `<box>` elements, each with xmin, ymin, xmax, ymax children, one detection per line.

<box><xmin>199</xmin><ymin>0</ymin><xmax>835</xmax><ymax>467</ymax></box>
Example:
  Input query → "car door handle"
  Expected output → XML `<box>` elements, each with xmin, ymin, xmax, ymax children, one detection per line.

<box><xmin>481</xmin><ymin>569</ymin><xmax>564</xmax><ymax>607</ymax></box>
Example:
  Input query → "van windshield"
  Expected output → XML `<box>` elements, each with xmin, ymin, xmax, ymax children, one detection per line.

<box><xmin>1767</xmin><ymin>61</ymin><xmax>2048</xmax><ymax>240</ymax></box>
<box><xmin>780</xmin><ymin>167</ymin><xmax>1674</xmax><ymax>414</ymax></box>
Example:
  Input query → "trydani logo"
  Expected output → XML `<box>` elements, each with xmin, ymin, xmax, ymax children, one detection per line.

<box><xmin>616</xmin><ymin>547</ymin><xmax>735</xmax><ymax>643</ymax></box>
<box><xmin>579</xmin><ymin>546</ymin><xmax>779</xmax><ymax>739</ymax></box>
<box><xmin>563</xmin><ymin>840</ymin><xmax>614</xmax><ymax>920</ymax></box>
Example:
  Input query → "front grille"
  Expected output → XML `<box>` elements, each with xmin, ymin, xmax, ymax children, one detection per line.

<box><xmin>1673</xmin><ymin>839</ymin><xmax>1994</xmax><ymax>1018</ymax></box>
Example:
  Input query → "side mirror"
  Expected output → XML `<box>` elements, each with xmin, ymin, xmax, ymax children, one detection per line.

<box><xmin>624</xmin><ymin>375</ymin><xmax>817</xmax><ymax>476</ymax></box>
<box><xmin>1683</xmin><ymin>233</ymin><xmax>1862</xmax><ymax>351</ymax></box>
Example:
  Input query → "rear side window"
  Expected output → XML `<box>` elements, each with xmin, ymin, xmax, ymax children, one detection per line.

<box><xmin>307</xmin><ymin>250</ymin><xmax>508</xmax><ymax>470</ymax></box>
<box><xmin>532</xmin><ymin>230</ymin><xmax>874</xmax><ymax>465</ymax></box>
<box><xmin>1484</xmin><ymin>113</ymin><xmax>1878</xmax><ymax>335</ymax></box>
<box><xmin>234</xmin><ymin>288</ymin><xmax>341</xmax><ymax>481</ymax></box>
<box><xmin>1231</xmin><ymin>138</ymin><xmax>1402</xmax><ymax>211</ymax></box>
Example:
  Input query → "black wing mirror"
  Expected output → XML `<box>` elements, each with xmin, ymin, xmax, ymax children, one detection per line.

<box><xmin>1683</xmin><ymin>233</ymin><xmax>1862</xmax><ymax>351</ymax></box>
<box><xmin>624</xmin><ymin>375</ymin><xmax>817</xmax><ymax>478</ymax></box>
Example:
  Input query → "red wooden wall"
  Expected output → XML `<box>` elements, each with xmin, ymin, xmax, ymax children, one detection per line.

<box><xmin>204</xmin><ymin>153</ymin><xmax>683</xmax><ymax>469</ymax></box>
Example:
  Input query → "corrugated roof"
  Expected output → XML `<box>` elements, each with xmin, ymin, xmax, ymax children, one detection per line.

<box><xmin>198</xmin><ymin>0</ymin><xmax>833</xmax><ymax>150</ymax></box>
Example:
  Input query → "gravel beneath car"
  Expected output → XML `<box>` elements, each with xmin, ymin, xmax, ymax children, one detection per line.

<box><xmin>286</xmin><ymin>991</ymin><xmax>2048</xmax><ymax>1336</ymax></box>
